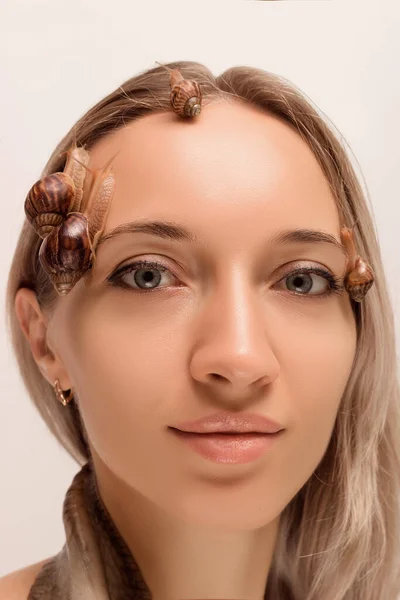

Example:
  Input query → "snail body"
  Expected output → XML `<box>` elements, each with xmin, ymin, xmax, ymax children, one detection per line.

<box><xmin>66</xmin><ymin>146</ymin><xmax>91</xmax><ymax>212</ymax></box>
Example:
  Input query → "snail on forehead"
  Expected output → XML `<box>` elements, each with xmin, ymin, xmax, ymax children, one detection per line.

<box><xmin>156</xmin><ymin>61</ymin><xmax>203</xmax><ymax>118</ymax></box>
<box><xmin>24</xmin><ymin>67</ymin><xmax>374</xmax><ymax>302</ymax></box>
<box><xmin>24</xmin><ymin>145</ymin><xmax>120</xmax><ymax>296</ymax></box>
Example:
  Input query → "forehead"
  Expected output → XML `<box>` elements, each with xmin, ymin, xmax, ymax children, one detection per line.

<box><xmin>87</xmin><ymin>100</ymin><xmax>340</xmax><ymax>240</ymax></box>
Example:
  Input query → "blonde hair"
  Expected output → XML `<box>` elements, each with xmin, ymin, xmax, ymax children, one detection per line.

<box><xmin>5</xmin><ymin>61</ymin><xmax>400</xmax><ymax>599</ymax></box>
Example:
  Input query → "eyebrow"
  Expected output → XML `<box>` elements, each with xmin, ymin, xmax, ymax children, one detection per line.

<box><xmin>97</xmin><ymin>219</ymin><xmax>348</xmax><ymax>257</ymax></box>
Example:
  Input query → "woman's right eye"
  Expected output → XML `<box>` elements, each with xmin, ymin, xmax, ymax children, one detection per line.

<box><xmin>107</xmin><ymin>259</ymin><xmax>179</xmax><ymax>292</ymax></box>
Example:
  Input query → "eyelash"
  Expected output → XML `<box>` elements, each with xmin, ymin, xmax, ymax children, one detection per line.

<box><xmin>107</xmin><ymin>259</ymin><xmax>345</xmax><ymax>300</ymax></box>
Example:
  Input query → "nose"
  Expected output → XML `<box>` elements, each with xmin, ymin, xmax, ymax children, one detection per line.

<box><xmin>189</xmin><ymin>277</ymin><xmax>280</xmax><ymax>401</ymax></box>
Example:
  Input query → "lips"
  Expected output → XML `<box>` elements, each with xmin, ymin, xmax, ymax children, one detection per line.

<box><xmin>170</xmin><ymin>428</ymin><xmax>283</xmax><ymax>464</ymax></box>
<box><xmin>170</xmin><ymin>410</ymin><xmax>284</xmax><ymax>435</ymax></box>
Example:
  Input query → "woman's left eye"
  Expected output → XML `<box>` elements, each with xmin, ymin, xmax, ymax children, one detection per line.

<box><xmin>107</xmin><ymin>260</ymin><xmax>345</xmax><ymax>300</ymax></box>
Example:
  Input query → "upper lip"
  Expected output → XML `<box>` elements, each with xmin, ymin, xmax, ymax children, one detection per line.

<box><xmin>170</xmin><ymin>410</ymin><xmax>284</xmax><ymax>434</ymax></box>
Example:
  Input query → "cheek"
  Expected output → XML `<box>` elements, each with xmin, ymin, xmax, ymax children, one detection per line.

<box><xmin>273</xmin><ymin>310</ymin><xmax>357</xmax><ymax>502</ymax></box>
<box><xmin>59</xmin><ymin>299</ymin><xmax>182</xmax><ymax>468</ymax></box>
<box><xmin>285</xmin><ymin>312</ymin><xmax>357</xmax><ymax>427</ymax></box>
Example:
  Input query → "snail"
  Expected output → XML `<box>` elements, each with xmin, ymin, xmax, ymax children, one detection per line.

<box><xmin>24</xmin><ymin>145</ymin><xmax>90</xmax><ymax>239</ymax></box>
<box><xmin>340</xmin><ymin>224</ymin><xmax>375</xmax><ymax>302</ymax></box>
<box><xmin>24</xmin><ymin>145</ymin><xmax>119</xmax><ymax>296</ymax></box>
<box><xmin>156</xmin><ymin>62</ymin><xmax>202</xmax><ymax>118</ymax></box>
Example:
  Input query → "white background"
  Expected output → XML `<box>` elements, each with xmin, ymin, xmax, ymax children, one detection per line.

<box><xmin>1</xmin><ymin>0</ymin><xmax>399</xmax><ymax>576</ymax></box>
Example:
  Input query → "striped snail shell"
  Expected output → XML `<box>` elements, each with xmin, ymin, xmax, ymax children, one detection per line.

<box><xmin>341</xmin><ymin>225</ymin><xmax>374</xmax><ymax>302</ymax></box>
<box><xmin>24</xmin><ymin>146</ymin><xmax>90</xmax><ymax>239</ymax></box>
<box><xmin>38</xmin><ymin>212</ymin><xmax>94</xmax><ymax>296</ymax></box>
<box><xmin>24</xmin><ymin>173</ymin><xmax>76</xmax><ymax>239</ymax></box>
<box><xmin>344</xmin><ymin>256</ymin><xmax>375</xmax><ymax>302</ymax></box>
<box><xmin>169</xmin><ymin>69</ymin><xmax>202</xmax><ymax>118</ymax></box>
<box><xmin>24</xmin><ymin>145</ymin><xmax>117</xmax><ymax>296</ymax></box>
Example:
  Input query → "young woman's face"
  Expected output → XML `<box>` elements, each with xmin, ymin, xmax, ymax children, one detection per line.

<box><xmin>46</xmin><ymin>100</ymin><xmax>356</xmax><ymax>528</ymax></box>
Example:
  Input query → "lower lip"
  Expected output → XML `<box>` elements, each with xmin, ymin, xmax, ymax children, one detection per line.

<box><xmin>169</xmin><ymin>428</ymin><xmax>283</xmax><ymax>464</ymax></box>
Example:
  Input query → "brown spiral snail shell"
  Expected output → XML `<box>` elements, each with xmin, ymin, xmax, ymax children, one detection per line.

<box><xmin>24</xmin><ymin>145</ymin><xmax>118</xmax><ymax>296</ymax></box>
<box><xmin>169</xmin><ymin>68</ymin><xmax>202</xmax><ymax>117</ymax></box>
<box><xmin>340</xmin><ymin>225</ymin><xmax>375</xmax><ymax>302</ymax></box>
<box><xmin>156</xmin><ymin>63</ymin><xmax>202</xmax><ymax>118</ymax></box>
<box><xmin>24</xmin><ymin>173</ymin><xmax>76</xmax><ymax>239</ymax></box>
<box><xmin>24</xmin><ymin>146</ymin><xmax>90</xmax><ymax>239</ymax></box>
<box><xmin>38</xmin><ymin>212</ymin><xmax>94</xmax><ymax>295</ymax></box>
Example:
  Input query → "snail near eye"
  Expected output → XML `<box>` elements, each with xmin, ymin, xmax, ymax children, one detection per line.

<box><xmin>344</xmin><ymin>256</ymin><xmax>375</xmax><ymax>302</ymax></box>
<box><xmin>38</xmin><ymin>212</ymin><xmax>94</xmax><ymax>296</ymax></box>
<box><xmin>340</xmin><ymin>225</ymin><xmax>375</xmax><ymax>302</ymax></box>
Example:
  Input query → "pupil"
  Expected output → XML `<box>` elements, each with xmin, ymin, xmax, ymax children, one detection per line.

<box><xmin>135</xmin><ymin>268</ymin><xmax>162</xmax><ymax>288</ymax></box>
<box><xmin>143</xmin><ymin>271</ymin><xmax>154</xmax><ymax>282</ymax></box>
<box><xmin>289</xmin><ymin>273</ymin><xmax>312</xmax><ymax>293</ymax></box>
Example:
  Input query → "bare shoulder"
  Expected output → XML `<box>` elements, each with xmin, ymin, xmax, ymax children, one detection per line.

<box><xmin>0</xmin><ymin>558</ymin><xmax>52</xmax><ymax>600</ymax></box>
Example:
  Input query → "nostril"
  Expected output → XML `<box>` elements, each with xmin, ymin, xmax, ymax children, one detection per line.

<box><xmin>210</xmin><ymin>373</ymin><xmax>224</xmax><ymax>381</ymax></box>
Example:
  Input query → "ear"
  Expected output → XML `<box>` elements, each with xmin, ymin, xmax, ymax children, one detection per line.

<box><xmin>14</xmin><ymin>288</ymin><xmax>72</xmax><ymax>390</ymax></box>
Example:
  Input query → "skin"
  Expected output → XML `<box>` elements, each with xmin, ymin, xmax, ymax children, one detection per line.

<box><xmin>15</xmin><ymin>100</ymin><xmax>357</xmax><ymax>600</ymax></box>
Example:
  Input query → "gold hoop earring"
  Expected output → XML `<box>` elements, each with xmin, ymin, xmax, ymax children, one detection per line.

<box><xmin>54</xmin><ymin>379</ymin><xmax>74</xmax><ymax>406</ymax></box>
